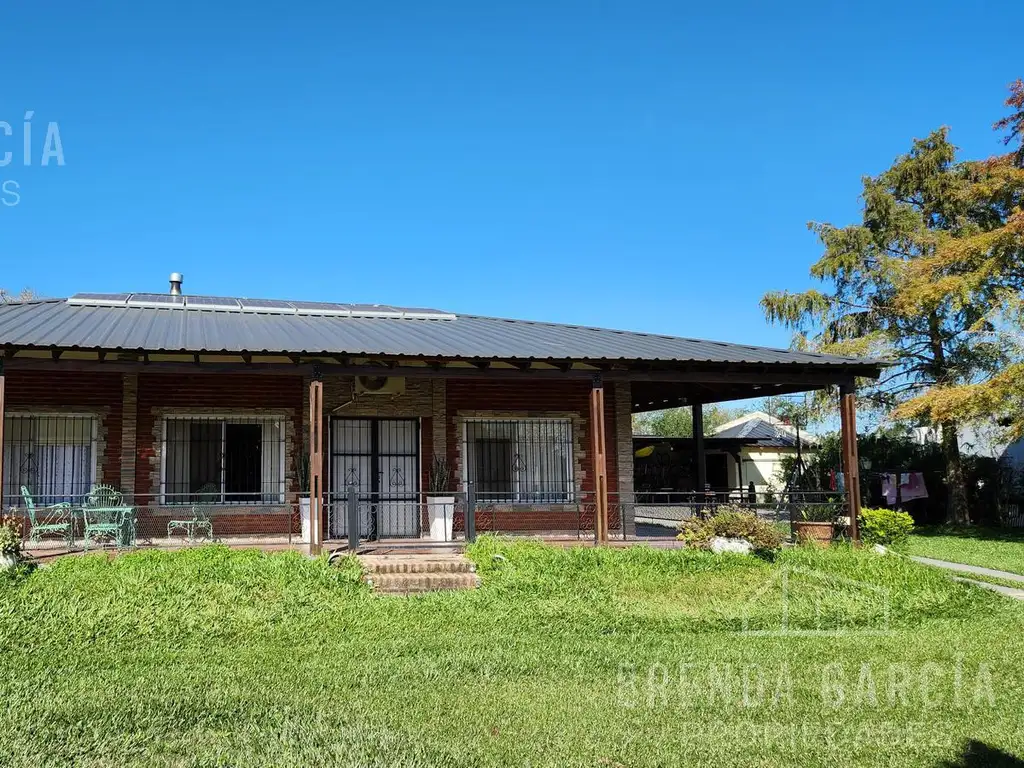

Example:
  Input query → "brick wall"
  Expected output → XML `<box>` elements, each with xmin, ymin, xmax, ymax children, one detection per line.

<box><xmin>444</xmin><ymin>377</ymin><xmax>622</xmax><ymax>532</ymax></box>
<box><xmin>134</xmin><ymin>373</ymin><xmax>305</xmax><ymax>536</ymax></box>
<box><xmin>4</xmin><ymin>369</ymin><xmax>630</xmax><ymax>539</ymax></box>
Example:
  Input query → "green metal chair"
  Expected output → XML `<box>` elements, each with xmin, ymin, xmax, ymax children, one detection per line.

<box><xmin>83</xmin><ymin>485</ymin><xmax>131</xmax><ymax>551</ymax></box>
<box><xmin>168</xmin><ymin>483</ymin><xmax>217</xmax><ymax>542</ymax></box>
<box><xmin>20</xmin><ymin>486</ymin><xmax>73</xmax><ymax>545</ymax></box>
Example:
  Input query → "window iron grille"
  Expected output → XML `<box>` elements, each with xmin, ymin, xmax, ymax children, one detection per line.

<box><xmin>162</xmin><ymin>415</ymin><xmax>286</xmax><ymax>504</ymax></box>
<box><xmin>2</xmin><ymin>414</ymin><xmax>98</xmax><ymax>507</ymax></box>
<box><xmin>463</xmin><ymin>418</ymin><xmax>574</xmax><ymax>503</ymax></box>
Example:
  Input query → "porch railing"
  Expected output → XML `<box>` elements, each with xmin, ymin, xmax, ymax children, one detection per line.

<box><xmin>9</xmin><ymin>485</ymin><xmax>850</xmax><ymax>549</ymax></box>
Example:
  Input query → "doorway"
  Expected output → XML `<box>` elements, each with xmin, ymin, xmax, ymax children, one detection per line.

<box><xmin>329</xmin><ymin>418</ymin><xmax>420</xmax><ymax>539</ymax></box>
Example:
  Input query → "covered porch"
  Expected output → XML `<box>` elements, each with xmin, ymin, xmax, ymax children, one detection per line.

<box><xmin>0</xmin><ymin>290</ymin><xmax>883</xmax><ymax>554</ymax></box>
<box><xmin>1</xmin><ymin>360</ymin><xmax>872</xmax><ymax>553</ymax></box>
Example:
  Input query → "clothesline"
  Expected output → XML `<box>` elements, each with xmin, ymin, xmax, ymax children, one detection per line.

<box><xmin>825</xmin><ymin>468</ymin><xmax>931</xmax><ymax>505</ymax></box>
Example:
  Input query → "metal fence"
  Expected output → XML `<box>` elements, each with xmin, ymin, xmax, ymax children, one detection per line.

<box><xmin>10</xmin><ymin>482</ymin><xmax>850</xmax><ymax>550</ymax></box>
<box><xmin>11</xmin><ymin>489</ymin><xmax>301</xmax><ymax>550</ymax></box>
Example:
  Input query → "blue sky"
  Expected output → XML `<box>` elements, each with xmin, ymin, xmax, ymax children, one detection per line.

<box><xmin>2</xmin><ymin>0</ymin><xmax>1021</xmax><ymax>350</ymax></box>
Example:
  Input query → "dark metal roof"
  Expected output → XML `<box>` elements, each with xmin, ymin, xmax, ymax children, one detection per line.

<box><xmin>0</xmin><ymin>298</ymin><xmax>884</xmax><ymax>370</ymax></box>
<box><xmin>714</xmin><ymin>418</ymin><xmax>810</xmax><ymax>448</ymax></box>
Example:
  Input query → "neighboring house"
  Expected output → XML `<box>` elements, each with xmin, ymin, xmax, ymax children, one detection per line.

<box><xmin>713</xmin><ymin>411</ymin><xmax>818</xmax><ymax>493</ymax></box>
<box><xmin>633</xmin><ymin>412</ymin><xmax>817</xmax><ymax>498</ymax></box>
<box><xmin>0</xmin><ymin>277</ymin><xmax>879</xmax><ymax>547</ymax></box>
<box><xmin>912</xmin><ymin>422</ymin><xmax>1024</xmax><ymax>471</ymax></box>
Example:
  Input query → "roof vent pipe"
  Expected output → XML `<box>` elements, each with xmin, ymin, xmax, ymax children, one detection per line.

<box><xmin>169</xmin><ymin>273</ymin><xmax>183</xmax><ymax>296</ymax></box>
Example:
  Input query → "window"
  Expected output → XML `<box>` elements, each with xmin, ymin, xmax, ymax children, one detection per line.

<box><xmin>464</xmin><ymin>419</ymin><xmax>574</xmax><ymax>503</ymax></box>
<box><xmin>162</xmin><ymin>416</ymin><xmax>285</xmax><ymax>504</ymax></box>
<box><xmin>2</xmin><ymin>414</ymin><xmax>97</xmax><ymax>507</ymax></box>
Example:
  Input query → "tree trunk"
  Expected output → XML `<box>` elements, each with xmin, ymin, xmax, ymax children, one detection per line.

<box><xmin>941</xmin><ymin>422</ymin><xmax>970</xmax><ymax>525</ymax></box>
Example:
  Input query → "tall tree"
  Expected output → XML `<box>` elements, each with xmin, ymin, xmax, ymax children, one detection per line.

<box><xmin>894</xmin><ymin>81</ymin><xmax>1024</xmax><ymax>441</ymax></box>
<box><xmin>761</xmin><ymin>116</ymin><xmax>1018</xmax><ymax>524</ymax></box>
<box><xmin>0</xmin><ymin>287</ymin><xmax>36</xmax><ymax>303</ymax></box>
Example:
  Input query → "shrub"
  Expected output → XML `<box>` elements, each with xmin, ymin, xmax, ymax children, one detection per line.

<box><xmin>0</xmin><ymin>515</ymin><xmax>23</xmax><ymax>555</ymax></box>
<box><xmin>859</xmin><ymin>507</ymin><xmax>914</xmax><ymax>547</ymax></box>
<box><xmin>677</xmin><ymin>507</ymin><xmax>784</xmax><ymax>553</ymax></box>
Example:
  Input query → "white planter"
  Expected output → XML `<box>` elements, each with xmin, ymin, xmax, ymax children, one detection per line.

<box><xmin>709</xmin><ymin>536</ymin><xmax>754</xmax><ymax>555</ymax></box>
<box><xmin>426</xmin><ymin>496</ymin><xmax>455</xmax><ymax>542</ymax></box>
<box><xmin>299</xmin><ymin>497</ymin><xmax>311</xmax><ymax>544</ymax></box>
<box><xmin>0</xmin><ymin>551</ymin><xmax>19</xmax><ymax>569</ymax></box>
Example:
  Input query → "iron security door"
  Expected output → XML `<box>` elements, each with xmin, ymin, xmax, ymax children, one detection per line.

<box><xmin>330</xmin><ymin>418</ymin><xmax>420</xmax><ymax>539</ymax></box>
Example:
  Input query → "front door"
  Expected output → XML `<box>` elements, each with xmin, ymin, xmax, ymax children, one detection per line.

<box><xmin>329</xmin><ymin>418</ymin><xmax>420</xmax><ymax>539</ymax></box>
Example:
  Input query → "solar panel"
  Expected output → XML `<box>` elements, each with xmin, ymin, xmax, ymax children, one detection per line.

<box><xmin>185</xmin><ymin>296</ymin><xmax>241</xmax><ymax>311</ymax></box>
<box><xmin>126</xmin><ymin>293</ymin><xmax>184</xmax><ymax>307</ymax></box>
<box><xmin>289</xmin><ymin>301</ymin><xmax>352</xmax><ymax>317</ymax></box>
<box><xmin>346</xmin><ymin>304</ymin><xmax>401</xmax><ymax>317</ymax></box>
<box><xmin>66</xmin><ymin>293</ymin><xmax>131</xmax><ymax>306</ymax></box>
<box><xmin>396</xmin><ymin>307</ymin><xmax>457</xmax><ymax>320</ymax></box>
<box><xmin>66</xmin><ymin>292</ymin><xmax>456</xmax><ymax>320</ymax></box>
<box><xmin>239</xmin><ymin>298</ymin><xmax>297</xmax><ymax>313</ymax></box>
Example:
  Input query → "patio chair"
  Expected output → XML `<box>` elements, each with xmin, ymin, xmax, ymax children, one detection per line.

<box><xmin>167</xmin><ymin>483</ymin><xmax>217</xmax><ymax>542</ymax></box>
<box><xmin>83</xmin><ymin>484</ymin><xmax>130</xmax><ymax>551</ymax></box>
<box><xmin>20</xmin><ymin>486</ymin><xmax>73</xmax><ymax>545</ymax></box>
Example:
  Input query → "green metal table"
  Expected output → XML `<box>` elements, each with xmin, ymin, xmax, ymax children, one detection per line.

<box><xmin>78</xmin><ymin>506</ymin><xmax>136</xmax><ymax>550</ymax></box>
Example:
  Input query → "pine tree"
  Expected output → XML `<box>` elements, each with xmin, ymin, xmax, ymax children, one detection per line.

<box><xmin>894</xmin><ymin>81</ymin><xmax>1024</xmax><ymax>443</ymax></box>
<box><xmin>760</xmin><ymin>92</ymin><xmax>1024</xmax><ymax>524</ymax></box>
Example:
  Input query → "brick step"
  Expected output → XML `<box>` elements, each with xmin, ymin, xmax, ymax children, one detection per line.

<box><xmin>363</xmin><ymin>559</ymin><xmax>476</xmax><ymax>575</ymax></box>
<box><xmin>368</xmin><ymin>572</ymin><xmax>481</xmax><ymax>595</ymax></box>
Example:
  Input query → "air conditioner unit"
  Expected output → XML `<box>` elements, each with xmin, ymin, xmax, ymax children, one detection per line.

<box><xmin>354</xmin><ymin>375</ymin><xmax>405</xmax><ymax>396</ymax></box>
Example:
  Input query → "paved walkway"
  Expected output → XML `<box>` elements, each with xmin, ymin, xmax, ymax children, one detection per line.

<box><xmin>910</xmin><ymin>556</ymin><xmax>1024</xmax><ymax>583</ymax></box>
<box><xmin>949</xmin><ymin>577</ymin><xmax>1024</xmax><ymax>601</ymax></box>
<box><xmin>910</xmin><ymin>555</ymin><xmax>1024</xmax><ymax>601</ymax></box>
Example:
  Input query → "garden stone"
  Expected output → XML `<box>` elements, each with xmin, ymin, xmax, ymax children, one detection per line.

<box><xmin>0</xmin><ymin>552</ymin><xmax>19</xmax><ymax>570</ymax></box>
<box><xmin>709</xmin><ymin>537</ymin><xmax>753</xmax><ymax>555</ymax></box>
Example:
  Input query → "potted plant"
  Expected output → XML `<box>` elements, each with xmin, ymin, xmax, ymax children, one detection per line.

<box><xmin>295</xmin><ymin>453</ymin><xmax>312</xmax><ymax>544</ymax></box>
<box><xmin>425</xmin><ymin>454</ymin><xmax>455</xmax><ymax>542</ymax></box>
<box><xmin>0</xmin><ymin>514</ymin><xmax>24</xmax><ymax>569</ymax></box>
<box><xmin>793</xmin><ymin>505</ymin><xmax>835</xmax><ymax>547</ymax></box>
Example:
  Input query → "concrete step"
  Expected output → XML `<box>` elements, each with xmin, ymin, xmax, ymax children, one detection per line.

<box><xmin>358</xmin><ymin>552</ymin><xmax>480</xmax><ymax>594</ymax></box>
<box><xmin>362</xmin><ymin>558</ymin><xmax>476</xmax><ymax>575</ymax></box>
<box><xmin>368</xmin><ymin>571</ymin><xmax>481</xmax><ymax>595</ymax></box>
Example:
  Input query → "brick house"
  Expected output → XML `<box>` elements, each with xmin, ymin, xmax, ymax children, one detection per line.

<box><xmin>0</xmin><ymin>280</ymin><xmax>882</xmax><ymax>549</ymax></box>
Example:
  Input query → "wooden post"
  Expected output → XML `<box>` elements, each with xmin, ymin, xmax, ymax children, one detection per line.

<box><xmin>839</xmin><ymin>384</ymin><xmax>861</xmax><ymax>542</ymax></box>
<box><xmin>589</xmin><ymin>376</ymin><xmax>609</xmax><ymax>544</ymax></box>
<box><xmin>308</xmin><ymin>371</ymin><xmax>324</xmax><ymax>555</ymax></box>
<box><xmin>0</xmin><ymin>359</ymin><xmax>5</xmax><ymax>511</ymax></box>
<box><xmin>692</xmin><ymin>404</ymin><xmax>706</xmax><ymax>495</ymax></box>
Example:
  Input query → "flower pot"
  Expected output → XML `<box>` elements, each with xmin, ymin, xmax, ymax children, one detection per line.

<box><xmin>426</xmin><ymin>496</ymin><xmax>455</xmax><ymax>542</ymax></box>
<box><xmin>0</xmin><ymin>551</ymin><xmax>19</xmax><ymax>570</ymax></box>
<box><xmin>794</xmin><ymin>521</ymin><xmax>834</xmax><ymax>547</ymax></box>
<box><xmin>299</xmin><ymin>497</ymin><xmax>311</xmax><ymax>544</ymax></box>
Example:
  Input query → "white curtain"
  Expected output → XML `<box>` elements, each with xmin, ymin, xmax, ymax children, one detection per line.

<box><xmin>259</xmin><ymin>420</ymin><xmax>284</xmax><ymax>503</ymax></box>
<box><xmin>163</xmin><ymin>419</ymin><xmax>191</xmax><ymax>504</ymax></box>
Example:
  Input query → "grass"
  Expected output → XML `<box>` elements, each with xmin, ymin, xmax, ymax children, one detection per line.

<box><xmin>0</xmin><ymin>539</ymin><xmax>1022</xmax><ymax>767</ymax></box>
<box><xmin>904</xmin><ymin>526</ymin><xmax>1024</xmax><ymax>576</ymax></box>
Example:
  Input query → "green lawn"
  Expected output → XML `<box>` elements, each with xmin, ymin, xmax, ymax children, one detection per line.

<box><xmin>1</xmin><ymin>539</ymin><xmax>1023</xmax><ymax>767</ymax></box>
<box><xmin>905</xmin><ymin>527</ymin><xmax>1024</xmax><ymax>576</ymax></box>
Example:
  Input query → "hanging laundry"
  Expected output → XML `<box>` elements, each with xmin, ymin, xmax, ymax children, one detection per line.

<box><xmin>903</xmin><ymin>472</ymin><xmax>929</xmax><ymax>502</ymax></box>
<box><xmin>883</xmin><ymin>472</ymin><xmax>928</xmax><ymax>505</ymax></box>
